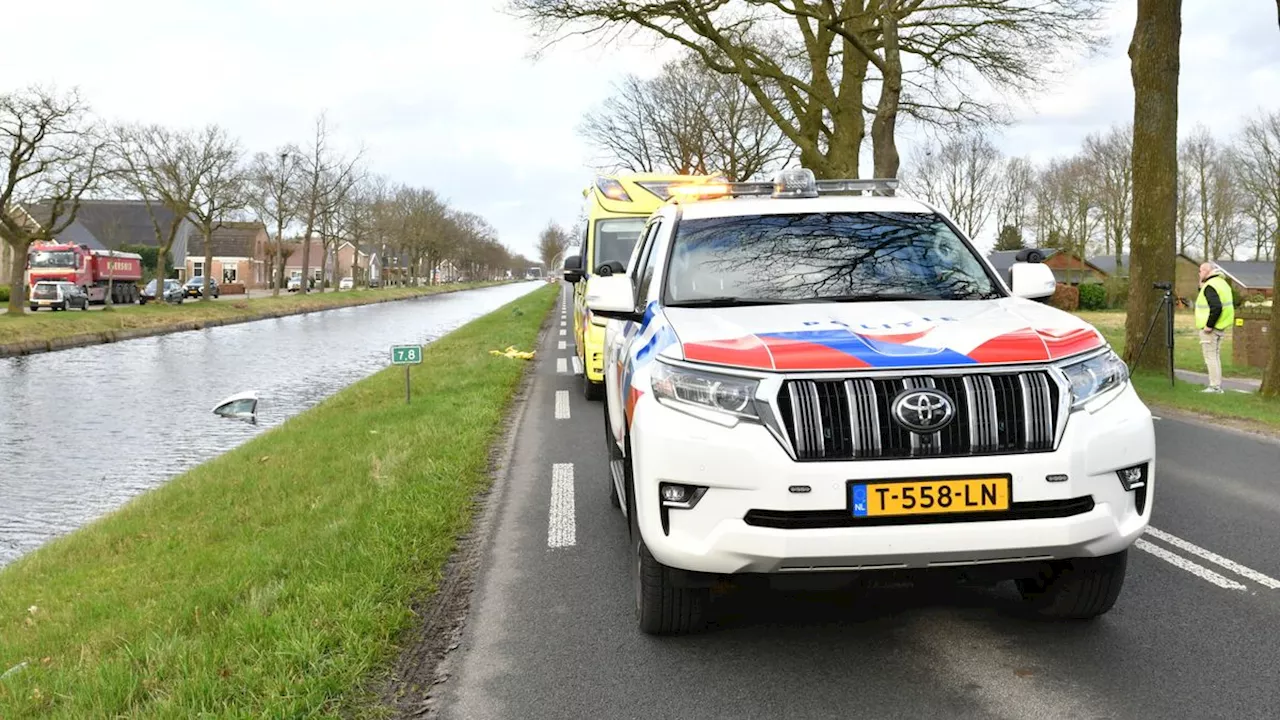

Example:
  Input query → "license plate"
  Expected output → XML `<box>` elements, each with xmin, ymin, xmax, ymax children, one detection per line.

<box><xmin>850</xmin><ymin>476</ymin><xmax>1011</xmax><ymax>518</ymax></box>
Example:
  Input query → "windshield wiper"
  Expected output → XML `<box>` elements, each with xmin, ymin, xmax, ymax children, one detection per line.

<box><xmin>817</xmin><ymin>292</ymin><xmax>959</xmax><ymax>303</ymax></box>
<box><xmin>666</xmin><ymin>296</ymin><xmax>806</xmax><ymax>308</ymax></box>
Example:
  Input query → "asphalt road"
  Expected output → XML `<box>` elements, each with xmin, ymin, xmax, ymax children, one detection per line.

<box><xmin>435</xmin><ymin>286</ymin><xmax>1280</xmax><ymax>720</ymax></box>
<box><xmin>0</xmin><ymin>291</ymin><xmax>240</xmax><ymax>314</ymax></box>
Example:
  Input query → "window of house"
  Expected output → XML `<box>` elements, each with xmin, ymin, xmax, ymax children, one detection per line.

<box><xmin>223</xmin><ymin>266</ymin><xmax>238</xmax><ymax>284</ymax></box>
<box><xmin>192</xmin><ymin>261</ymin><xmax>204</xmax><ymax>278</ymax></box>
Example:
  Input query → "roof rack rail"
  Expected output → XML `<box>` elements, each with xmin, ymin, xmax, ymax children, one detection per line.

<box><xmin>815</xmin><ymin>178</ymin><xmax>899</xmax><ymax>196</ymax></box>
<box><xmin>665</xmin><ymin>170</ymin><xmax>902</xmax><ymax>202</ymax></box>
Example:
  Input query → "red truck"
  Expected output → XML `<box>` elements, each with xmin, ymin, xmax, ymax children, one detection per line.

<box><xmin>27</xmin><ymin>242</ymin><xmax>144</xmax><ymax>305</ymax></box>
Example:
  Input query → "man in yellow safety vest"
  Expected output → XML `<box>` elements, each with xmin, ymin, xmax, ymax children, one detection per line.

<box><xmin>1194</xmin><ymin>262</ymin><xmax>1235</xmax><ymax>394</ymax></box>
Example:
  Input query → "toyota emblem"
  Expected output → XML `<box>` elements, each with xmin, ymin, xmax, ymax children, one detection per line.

<box><xmin>891</xmin><ymin>388</ymin><xmax>955</xmax><ymax>434</ymax></box>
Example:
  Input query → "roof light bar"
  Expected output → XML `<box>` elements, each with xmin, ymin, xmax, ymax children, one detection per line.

<box><xmin>663</xmin><ymin>168</ymin><xmax>901</xmax><ymax>203</ymax></box>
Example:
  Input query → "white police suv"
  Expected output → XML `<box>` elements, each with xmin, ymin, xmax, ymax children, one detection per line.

<box><xmin>587</xmin><ymin>169</ymin><xmax>1154</xmax><ymax>635</ymax></box>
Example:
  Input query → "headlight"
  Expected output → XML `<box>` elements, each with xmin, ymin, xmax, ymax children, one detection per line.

<box><xmin>1060</xmin><ymin>349</ymin><xmax>1128</xmax><ymax>408</ymax></box>
<box><xmin>651</xmin><ymin>361</ymin><xmax>760</xmax><ymax>423</ymax></box>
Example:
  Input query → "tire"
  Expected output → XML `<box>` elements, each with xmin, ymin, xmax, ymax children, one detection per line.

<box><xmin>1016</xmin><ymin>549</ymin><xmax>1128</xmax><ymax>620</ymax></box>
<box><xmin>81</xmin><ymin>299</ymin><xmax>89</xmax><ymax>311</ymax></box>
<box><xmin>60</xmin><ymin>301</ymin><xmax>68</xmax><ymax>311</ymax></box>
<box><xmin>584</xmin><ymin>371</ymin><xmax>604</xmax><ymax>401</ymax></box>
<box><xmin>627</xmin><ymin>442</ymin><xmax>708</xmax><ymax>635</ymax></box>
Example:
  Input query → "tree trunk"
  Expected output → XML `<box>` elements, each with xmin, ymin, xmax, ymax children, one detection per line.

<box><xmin>1123</xmin><ymin>0</ymin><xmax>1181</xmax><ymax>373</ymax></box>
<box><xmin>202</xmin><ymin>227</ymin><xmax>214</xmax><ymax>301</ymax></box>
<box><xmin>1262</xmin><ymin>256</ymin><xmax>1280</xmax><ymax>397</ymax></box>
<box><xmin>5</xmin><ymin>239</ymin><xmax>31</xmax><ymax>314</ymax></box>
<box><xmin>871</xmin><ymin>6</ymin><xmax>903</xmax><ymax>181</ymax></box>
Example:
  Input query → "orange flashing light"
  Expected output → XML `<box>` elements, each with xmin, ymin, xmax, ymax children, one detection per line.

<box><xmin>667</xmin><ymin>183</ymin><xmax>730</xmax><ymax>201</ymax></box>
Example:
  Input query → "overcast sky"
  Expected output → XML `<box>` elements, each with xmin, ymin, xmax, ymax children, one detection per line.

<box><xmin>3</xmin><ymin>1</ymin><xmax>1277</xmax><ymax>260</ymax></box>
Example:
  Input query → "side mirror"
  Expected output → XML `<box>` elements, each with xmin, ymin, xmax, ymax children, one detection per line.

<box><xmin>1010</xmin><ymin>262</ymin><xmax>1056</xmax><ymax>302</ymax></box>
<box><xmin>563</xmin><ymin>255</ymin><xmax>582</xmax><ymax>284</ymax></box>
<box><xmin>585</xmin><ymin>274</ymin><xmax>640</xmax><ymax>322</ymax></box>
<box><xmin>212</xmin><ymin>391</ymin><xmax>258</xmax><ymax>422</ymax></box>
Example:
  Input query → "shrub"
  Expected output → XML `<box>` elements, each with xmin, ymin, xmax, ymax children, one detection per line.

<box><xmin>1103</xmin><ymin>277</ymin><xmax>1130</xmax><ymax>309</ymax></box>
<box><xmin>0</xmin><ymin>285</ymin><xmax>9</xmax><ymax>303</ymax></box>
<box><xmin>1050</xmin><ymin>283</ymin><xmax>1079</xmax><ymax>311</ymax></box>
<box><xmin>1078</xmin><ymin>283</ymin><xmax>1107</xmax><ymax>311</ymax></box>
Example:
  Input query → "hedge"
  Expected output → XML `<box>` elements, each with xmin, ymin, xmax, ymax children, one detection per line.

<box><xmin>1078</xmin><ymin>283</ymin><xmax>1107</xmax><ymax>311</ymax></box>
<box><xmin>0</xmin><ymin>285</ymin><xmax>8</xmax><ymax>303</ymax></box>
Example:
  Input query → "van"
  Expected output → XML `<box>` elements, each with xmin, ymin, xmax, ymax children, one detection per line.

<box><xmin>565</xmin><ymin>173</ymin><xmax>721</xmax><ymax>399</ymax></box>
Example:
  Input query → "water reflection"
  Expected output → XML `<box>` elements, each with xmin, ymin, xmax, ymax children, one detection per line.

<box><xmin>0</xmin><ymin>283</ymin><xmax>542</xmax><ymax>566</ymax></box>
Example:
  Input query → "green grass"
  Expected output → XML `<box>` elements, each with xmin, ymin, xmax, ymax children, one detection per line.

<box><xmin>0</xmin><ymin>285</ymin><xmax>556</xmax><ymax>718</ymax></box>
<box><xmin>1076</xmin><ymin>309</ymin><xmax>1263</xmax><ymax>379</ymax></box>
<box><xmin>1131</xmin><ymin>372</ymin><xmax>1280</xmax><ymax>429</ymax></box>
<box><xmin>0</xmin><ymin>282</ymin><xmax>508</xmax><ymax>348</ymax></box>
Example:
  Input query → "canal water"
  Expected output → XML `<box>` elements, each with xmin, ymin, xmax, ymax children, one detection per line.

<box><xmin>0</xmin><ymin>282</ymin><xmax>543</xmax><ymax>566</ymax></box>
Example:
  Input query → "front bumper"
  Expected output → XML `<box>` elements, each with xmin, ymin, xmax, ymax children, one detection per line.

<box><xmin>629</xmin><ymin>385</ymin><xmax>1154</xmax><ymax>575</ymax></box>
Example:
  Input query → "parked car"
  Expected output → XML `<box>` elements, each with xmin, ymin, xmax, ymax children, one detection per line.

<box><xmin>589</xmin><ymin>168</ymin><xmax>1153</xmax><ymax>634</ymax></box>
<box><xmin>183</xmin><ymin>276</ymin><xmax>220</xmax><ymax>298</ymax></box>
<box><xmin>140</xmin><ymin>279</ymin><xmax>184</xmax><ymax>305</ymax></box>
<box><xmin>339</xmin><ymin>277</ymin><xmax>354</xmax><ymax>291</ymax></box>
<box><xmin>29</xmin><ymin>281</ymin><xmax>89</xmax><ymax>311</ymax></box>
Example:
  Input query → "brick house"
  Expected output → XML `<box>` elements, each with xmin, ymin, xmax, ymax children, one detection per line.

<box><xmin>987</xmin><ymin>249</ymin><xmax>1107</xmax><ymax>286</ymax></box>
<box><xmin>184</xmin><ymin>221</ymin><xmax>270</xmax><ymax>290</ymax></box>
<box><xmin>335</xmin><ymin>241</ymin><xmax>374</xmax><ymax>283</ymax></box>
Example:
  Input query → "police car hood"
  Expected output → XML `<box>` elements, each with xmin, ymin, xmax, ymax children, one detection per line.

<box><xmin>663</xmin><ymin>298</ymin><xmax>1105</xmax><ymax>371</ymax></box>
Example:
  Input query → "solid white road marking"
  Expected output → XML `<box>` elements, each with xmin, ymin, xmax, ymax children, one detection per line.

<box><xmin>548</xmin><ymin>463</ymin><xmax>576</xmax><ymax>548</ymax></box>
<box><xmin>555</xmin><ymin>391</ymin><xmax>570</xmax><ymax>419</ymax></box>
<box><xmin>1146</xmin><ymin>526</ymin><xmax>1280</xmax><ymax>589</ymax></box>
<box><xmin>556</xmin><ymin>358</ymin><xmax>567</xmax><ymax>373</ymax></box>
<box><xmin>558</xmin><ymin>340</ymin><xmax>566</xmax><ymax>350</ymax></box>
<box><xmin>1134</xmin><ymin>538</ymin><xmax>1246</xmax><ymax>591</ymax></box>
<box><xmin>572</xmin><ymin>357</ymin><xmax>583</xmax><ymax>375</ymax></box>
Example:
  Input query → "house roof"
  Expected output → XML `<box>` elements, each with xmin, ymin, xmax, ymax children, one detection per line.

<box><xmin>27</xmin><ymin>200</ymin><xmax>184</xmax><ymax>250</ymax></box>
<box><xmin>1087</xmin><ymin>254</ymin><xmax>1127</xmax><ymax>276</ymax></box>
<box><xmin>987</xmin><ymin>249</ymin><xmax>1060</xmax><ymax>275</ymax></box>
<box><xmin>1215</xmin><ymin>261</ymin><xmax>1275</xmax><ymax>290</ymax></box>
<box><xmin>205</xmin><ymin>221</ymin><xmax>264</xmax><ymax>258</ymax></box>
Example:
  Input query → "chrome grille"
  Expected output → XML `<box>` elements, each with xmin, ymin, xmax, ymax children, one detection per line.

<box><xmin>777</xmin><ymin>371</ymin><xmax>1061</xmax><ymax>461</ymax></box>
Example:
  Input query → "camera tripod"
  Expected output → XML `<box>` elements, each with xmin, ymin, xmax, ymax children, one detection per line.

<box><xmin>1129</xmin><ymin>282</ymin><xmax>1176</xmax><ymax>387</ymax></box>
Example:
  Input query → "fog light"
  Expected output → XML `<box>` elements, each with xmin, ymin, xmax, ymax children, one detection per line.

<box><xmin>1116</xmin><ymin>463</ymin><xmax>1148</xmax><ymax>491</ymax></box>
<box><xmin>659</xmin><ymin>483</ymin><xmax>706</xmax><ymax>509</ymax></box>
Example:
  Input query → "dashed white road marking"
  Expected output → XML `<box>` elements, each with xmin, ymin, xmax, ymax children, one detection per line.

<box><xmin>572</xmin><ymin>357</ymin><xmax>583</xmax><ymax>375</ymax></box>
<box><xmin>548</xmin><ymin>463</ymin><xmax>576</xmax><ymax>548</ymax></box>
<box><xmin>1146</xmin><ymin>526</ymin><xmax>1280</xmax><ymax>589</ymax></box>
<box><xmin>559</xmin><ymin>329</ymin><xmax>566</xmax><ymax>336</ymax></box>
<box><xmin>558</xmin><ymin>340</ymin><xmax>566</xmax><ymax>350</ymax></box>
<box><xmin>1135</xmin><ymin>538</ymin><xmax>1247</xmax><ymax>591</ymax></box>
<box><xmin>555</xmin><ymin>390</ymin><xmax>570</xmax><ymax>419</ymax></box>
<box><xmin>556</xmin><ymin>358</ymin><xmax>567</xmax><ymax>373</ymax></box>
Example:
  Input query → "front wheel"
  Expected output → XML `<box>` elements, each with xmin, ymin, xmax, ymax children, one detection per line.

<box><xmin>1016</xmin><ymin>549</ymin><xmax>1128</xmax><ymax>620</ymax></box>
<box><xmin>583</xmin><ymin>372</ymin><xmax>604</xmax><ymax>401</ymax></box>
<box><xmin>628</xmin><ymin>453</ymin><xmax>708</xmax><ymax>635</ymax></box>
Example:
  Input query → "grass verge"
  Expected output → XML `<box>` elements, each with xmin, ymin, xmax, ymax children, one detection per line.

<box><xmin>1131</xmin><ymin>372</ymin><xmax>1280</xmax><ymax>431</ymax></box>
<box><xmin>1076</xmin><ymin>309</ymin><xmax>1262</xmax><ymax>379</ymax></box>
<box><xmin>0</xmin><ymin>284</ymin><xmax>556</xmax><ymax>718</ymax></box>
<box><xmin>0</xmin><ymin>282</ymin><xmax>508</xmax><ymax>349</ymax></box>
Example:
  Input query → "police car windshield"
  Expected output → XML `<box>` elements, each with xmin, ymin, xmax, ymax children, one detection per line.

<box><xmin>593</xmin><ymin>218</ymin><xmax>646</xmax><ymax>273</ymax></box>
<box><xmin>663</xmin><ymin>212</ymin><xmax>1002</xmax><ymax>305</ymax></box>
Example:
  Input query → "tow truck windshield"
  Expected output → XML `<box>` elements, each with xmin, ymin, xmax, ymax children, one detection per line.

<box><xmin>663</xmin><ymin>211</ymin><xmax>1002</xmax><ymax>306</ymax></box>
<box><xmin>29</xmin><ymin>250</ymin><xmax>78</xmax><ymax>268</ymax></box>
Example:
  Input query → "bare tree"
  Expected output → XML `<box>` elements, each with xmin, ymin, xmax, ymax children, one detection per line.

<box><xmin>1036</xmin><ymin>156</ymin><xmax>1100</xmax><ymax>281</ymax></box>
<box><xmin>247</xmin><ymin>146</ymin><xmax>302</xmax><ymax>296</ymax></box>
<box><xmin>537</xmin><ymin>221</ymin><xmax>571</xmax><ymax>270</ymax></box>
<box><xmin>1176</xmin><ymin>138</ymin><xmax>1197</xmax><ymax>255</ymax></box>
<box><xmin>1236</xmin><ymin>110</ymin><xmax>1280</xmax><ymax>397</ymax></box>
<box><xmin>513</xmin><ymin>0</ymin><xmax>1106</xmax><ymax>179</ymax></box>
<box><xmin>995</xmin><ymin>156</ymin><xmax>1037</xmax><ymax>242</ymax></box>
<box><xmin>295</xmin><ymin>114</ymin><xmax>360</xmax><ymax>294</ymax></box>
<box><xmin>904</xmin><ymin>131</ymin><xmax>1002</xmax><ymax>242</ymax></box>
<box><xmin>186</xmin><ymin>127</ymin><xmax>245</xmax><ymax>301</ymax></box>
<box><xmin>1083</xmin><ymin>124</ymin><xmax>1133</xmax><ymax>267</ymax></box>
<box><xmin>1181</xmin><ymin>125</ymin><xmax>1243</xmax><ymax>261</ymax></box>
<box><xmin>0</xmin><ymin>87</ymin><xmax>106</xmax><ymax>314</ymax></box>
<box><xmin>113</xmin><ymin>124</ymin><xmax>226</xmax><ymax>295</ymax></box>
<box><xmin>1124</xmin><ymin>0</ymin><xmax>1181</xmax><ymax>373</ymax></box>
<box><xmin>581</xmin><ymin>53</ymin><xmax>792</xmax><ymax>180</ymax></box>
